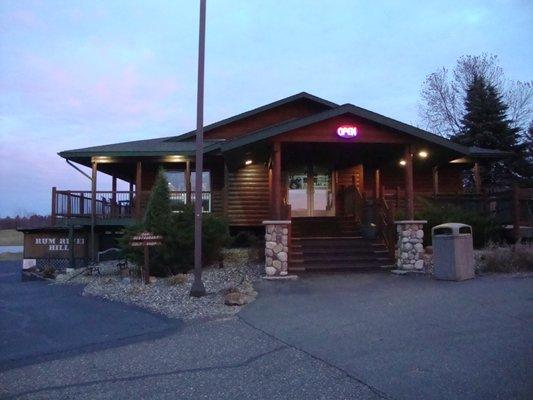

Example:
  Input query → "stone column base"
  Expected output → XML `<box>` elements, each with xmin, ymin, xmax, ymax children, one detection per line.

<box><xmin>394</xmin><ymin>220</ymin><xmax>427</xmax><ymax>272</ymax></box>
<box><xmin>263</xmin><ymin>220</ymin><xmax>290</xmax><ymax>277</ymax></box>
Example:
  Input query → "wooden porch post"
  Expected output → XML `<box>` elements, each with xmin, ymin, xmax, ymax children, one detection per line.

<box><xmin>111</xmin><ymin>176</ymin><xmax>117</xmax><ymax>216</ymax></box>
<box><xmin>223</xmin><ymin>162</ymin><xmax>229</xmax><ymax>216</ymax></box>
<box><xmin>91</xmin><ymin>160</ymin><xmax>98</xmax><ymax>261</ymax></box>
<box><xmin>473</xmin><ymin>162</ymin><xmax>482</xmax><ymax>194</ymax></box>
<box><xmin>185</xmin><ymin>160</ymin><xmax>192</xmax><ymax>205</ymax></box>
<box><xmin>374</xmin><ymin>169</ymin><xmax>381</xmax><ymax>199</ymax></box>
<box><xmin>51</xmin><ymin>187</ymin><xmax>57</xmax><ymax>226</ymax></box>
<box><xmin>432</xmin><ymin>166</ymin><xmax>439</xmax><ymax>197</ymax></box>
<box><xmin>273</xmin><ymin>141</ymin><xmax>282</xmax><ymax>219</ymax></box>
<box><xmin>135</xmin><ymin>161</ymin><xmax>142</xmax><ymax>220</ymax></box>
<box><xmin>404</xmin><ymin>145</ymin><xmax>414</xmax><ymax>220</ymax></box>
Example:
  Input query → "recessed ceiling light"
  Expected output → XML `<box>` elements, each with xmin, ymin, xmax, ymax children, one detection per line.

<box><xmin>418</xmin><ymin>150</ymin><xmax>428</xmax><ymax>158</ymax></box>
<box><xmin>399</xmin><ymin>159</ymin><xmax>406</xmax><ymax>166</ymax></box>
<box><xmin>245</xmin><ymin>159</ymin><xmax>253</xmax><ymax>165</ymax></box>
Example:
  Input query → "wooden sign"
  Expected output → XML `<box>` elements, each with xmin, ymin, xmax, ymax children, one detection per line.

<box><xmin>131</xmin><ymin>232</ymin><xmax>163</xmax><ymax>246</ymax></box>
<box><xmin>129</xmin><ymin>231</ymin><xmax>163</xmax><ymax>284</ymax></box>
<box><xmin>23</xmin><ymin>232</ymin><xmax>87</xmax><ymax>259</ymax></box>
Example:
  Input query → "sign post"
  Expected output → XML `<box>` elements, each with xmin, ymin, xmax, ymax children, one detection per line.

<box><xmin>130</xmin><ymin>231</ymin><xmax>163</xmax><ymax>284</ymax></box>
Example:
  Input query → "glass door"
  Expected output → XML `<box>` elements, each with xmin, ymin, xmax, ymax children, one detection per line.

<box><xmin>287</xmin><ymin>172</ymin><xmax>309</xmax><ymax>217</ymax></box>
<box><xmin>287</xmin><ymin>165</ymin><xmax>334</xmax><ymax>217</ymax></box>
<box><xmin>311</xmin><ymin>170</ymin><xmax>334</xmax><ymax>216</ymax></box>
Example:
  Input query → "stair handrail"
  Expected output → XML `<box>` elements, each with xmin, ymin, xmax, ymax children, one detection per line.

<box><xmin>376</xmin><ymin>189</ymin><xmax>396</xmax><ymax>259</ymax></box>
<box><xmin>353</xmin><ymin>185</ymin><xmax>365</xmax><ymax>225</ymax></box>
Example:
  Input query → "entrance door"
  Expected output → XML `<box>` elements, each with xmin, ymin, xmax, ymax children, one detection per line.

<box><xmin>287</xmin><ymin>166</ymin><xmax>334</xmax><ymax>217</ymax></box>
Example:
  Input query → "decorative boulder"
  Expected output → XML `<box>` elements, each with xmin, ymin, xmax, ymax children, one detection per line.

<box><xmin>224</xmin><ymin>291</ymin><xmax>250</xmax><ymax>306</ymax></box>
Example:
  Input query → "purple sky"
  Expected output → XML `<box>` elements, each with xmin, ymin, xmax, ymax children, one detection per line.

<box><xmin>1</xmin><ymin>0</ymin><xmax>532</xmax><ymax>216</ymax></box>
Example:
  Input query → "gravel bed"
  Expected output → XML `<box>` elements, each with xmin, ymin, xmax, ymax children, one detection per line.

<box><xmin>55</xmin><ymin>251</ymin><xmax>263</xmax><ymax>321</ymax></box>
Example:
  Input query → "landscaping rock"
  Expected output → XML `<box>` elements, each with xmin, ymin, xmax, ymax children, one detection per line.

<box><xmin>60</xmin><ymin>258</ymin><xmax>262</xmax><ymax>321</ymax></box>
<box><xmin>224</xmin><ymin>291</ymin><xmax>249</xmax><ymax>306</ymax></box>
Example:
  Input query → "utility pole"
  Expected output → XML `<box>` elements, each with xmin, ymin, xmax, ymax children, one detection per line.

<box><xmin>190</xmin><ymin>0</ymin><xmax>207</xmax><ymax>297</ymax></box>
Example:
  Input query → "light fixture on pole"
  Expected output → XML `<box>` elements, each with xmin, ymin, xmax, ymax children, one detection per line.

<box><xmin>190</xmin><ymin>0</ymin><xmax>207</xmax><ymax>297</ymax></box>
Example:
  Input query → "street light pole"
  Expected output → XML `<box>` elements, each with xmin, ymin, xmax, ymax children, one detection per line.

<box><xmin>190</xmin><ymin>0</ymin><xmax>207</xmax><ymax>297</ymax></box>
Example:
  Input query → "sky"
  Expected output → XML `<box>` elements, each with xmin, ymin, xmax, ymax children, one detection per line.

<box><xmin>0</xmin><ymin>0</ymin><xmax>532</xmax><ymax>216</ymax></box>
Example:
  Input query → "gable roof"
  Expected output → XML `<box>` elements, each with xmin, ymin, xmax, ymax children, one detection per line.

<box><xmin>167</xmin><ymin>91</ymin><xmax>338</xmax><ymax>142</ymax></box>
<box><xmin>221</xmin><ymin>103</ymin><xmax>473</xmax><ymax>155</ymax></box>
<box><xmin>58</xmin><ymin>92</ymin><xmax>336</xmax><ymax>159</ymax></box>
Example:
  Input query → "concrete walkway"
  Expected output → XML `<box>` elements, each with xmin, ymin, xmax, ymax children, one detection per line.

<box><xmin>0</xmin><ymin>261</ymin><xmax>531</xmax><ymax>399</ymax></box>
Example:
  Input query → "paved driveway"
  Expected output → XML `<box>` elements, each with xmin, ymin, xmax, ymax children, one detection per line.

<box><xmin>0</xmin><ymin>261</ymin><xmax>181</xmax><ymax>370</ymax></box>
<box><xmin>0</xmin><ymin>260</ymin><xmax>531</xmax><ymax>399</ymax></box>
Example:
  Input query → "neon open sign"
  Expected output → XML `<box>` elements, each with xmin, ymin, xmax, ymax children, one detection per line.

<box><xmin>337</xmin><ymin>125</ymin><xmax>358</xmax><ymax>138</ymax></box>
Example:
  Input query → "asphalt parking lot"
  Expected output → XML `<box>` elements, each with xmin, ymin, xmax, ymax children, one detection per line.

<box><xmin>1</xmin><ymin>261</ymin><xmax>531</xmax><ymax>399</ymax></box>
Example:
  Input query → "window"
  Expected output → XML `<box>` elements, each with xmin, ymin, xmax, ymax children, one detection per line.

<box><xmin>164</xmin><ymin>171</ymin><xmax>211</xmax><ymax>191</ymax></box>
<box><xmin>164</xmin><ymin>170</ymin><xmax>211</xmax><ymax>212</ymax></box>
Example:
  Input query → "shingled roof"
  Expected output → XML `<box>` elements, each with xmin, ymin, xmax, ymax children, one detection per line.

<box><xmin>58</xmin><ymin>92</ymin><xmax>336</xmax><ymax>160</ymax></box>
<box><xmin>58</xmin><ymin>92</ymin><xmax>509</xmax><ymax>162</ymax></box>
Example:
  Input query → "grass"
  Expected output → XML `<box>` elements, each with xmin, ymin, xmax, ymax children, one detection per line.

<box><xmin>0</xmin><ymin>252</ymin><xmax>22</xmax><ymax>261</ymax></box>
<box><xmin>477</xmin><ymin>242</ymin><xmax>533</xmax><ymax>273</ymax></box>
<box><xmin>0</xmin><ymin>229</ymin><xmax>23</xmax><ymax>246</ymax></box>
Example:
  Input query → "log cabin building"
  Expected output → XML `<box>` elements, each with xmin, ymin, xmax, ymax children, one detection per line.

<box><xmin>31</xmin><ymin>92</ymin><xmax>522</xmax><ymax>273</ymax></box>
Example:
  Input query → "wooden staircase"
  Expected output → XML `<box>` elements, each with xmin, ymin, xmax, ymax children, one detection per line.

<box><xmin>289</xmin><ymin>217</ymin><xmax>394</xmax><ymax>272</ymax></box>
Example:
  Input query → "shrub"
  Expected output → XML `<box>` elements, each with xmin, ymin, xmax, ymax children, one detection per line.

<box><xmin>478</xmin><ymin>242</ymin><xmax>533</xmax><ymax>273</ymax></box>
<box><xmin>120</xmin><ymin>206</ymin><xmax>230</xmax><ymax>277</ymax></box>
<box><xmin>230</xmin><ymin>231</ymin><xmax>264</xmax><ymax>262</ymax></box>
<box><xmin>415</xmin><ymin>199</ymin><xmax>501</xmax><ymax>248</ymax></box>
<box><xmin>119</xmin><ymin>170</ymin><xmax>230</xmax><ymax>276</ymax></box>
<box><xmin>231</xmin><ymin>231</ymin><xmax>259</xmax><ymax>248</ymax></box>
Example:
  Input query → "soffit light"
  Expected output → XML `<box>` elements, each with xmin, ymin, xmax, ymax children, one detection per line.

<box><xmin>399</xmin><ymin>159</ymin><xmax>407</xmax><ymax>167</ymax></box>
<box><xmin>418</xmin><ymin>150</ymin><xmax>428</xmax><ymax>159</ymax></box>
<box><xmin>165</xmin><ymin>155</ymin><xmax>186</xmax><ymax>162</ymax></box>
<box><xmin>92</xmin><ymin>156</ymin><xmax>114</xmax><ymax>163</ymax></box>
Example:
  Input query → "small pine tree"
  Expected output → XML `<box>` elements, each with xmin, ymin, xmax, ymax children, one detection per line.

<box><xmin>144</xmin><ymin>168</ymin><xmax>172</xmax><ymax>234</ymax></box>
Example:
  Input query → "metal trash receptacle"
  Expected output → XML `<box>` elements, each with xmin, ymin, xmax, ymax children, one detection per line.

<box><xmin>432</xmin><ymin>223</ymin><xmax>474</xmax><ymax>281</ymax></box>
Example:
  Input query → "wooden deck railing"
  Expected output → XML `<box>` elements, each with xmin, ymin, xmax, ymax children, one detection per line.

<box><xmin>341</xmin><ymin>184</ymin><xmax>532</xmax><ymax>251</ymax></box>
<box><xmin>52</xmin><ymin>189</ymin><xmax>212</xmax><ymax>223</ymax></box>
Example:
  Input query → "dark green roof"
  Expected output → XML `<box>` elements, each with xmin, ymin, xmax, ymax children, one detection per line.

<box><xmin>58</xmin><ymin>137</ymin><xmax>221</xmax><ymax>158</ymax></box>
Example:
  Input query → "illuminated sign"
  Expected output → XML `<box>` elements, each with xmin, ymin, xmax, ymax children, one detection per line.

<box><xmin>337</xmin><ymin>125</ymin><xmax>358</xmax><ymax>138</ymax></box>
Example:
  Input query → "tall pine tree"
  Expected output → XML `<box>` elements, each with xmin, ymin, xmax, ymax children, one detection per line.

<box><xmin>453</xmin><ymin>74</ymin><xmax>524</xmax><ymax>185</ymax></box>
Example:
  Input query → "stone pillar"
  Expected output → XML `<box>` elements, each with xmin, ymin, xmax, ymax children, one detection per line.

<box><xmin>263</xmin><ymin>220</ymin><xmax>290</xmax><ymax>277</ymax></box>
<box><xmin>394</xmin><ymin>220</ymin><xmax>427</xmax><ymax>272</ymax></box>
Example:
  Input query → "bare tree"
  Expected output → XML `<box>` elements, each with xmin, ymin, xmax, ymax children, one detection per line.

<box><xmin>419</xmin><ymin>54</ymin><xmax>532</xmax><ymax>138</ymax></box>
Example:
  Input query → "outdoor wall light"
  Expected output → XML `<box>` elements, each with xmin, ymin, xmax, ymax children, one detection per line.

<box><xmin>399</xmin><ymin>159</ymin><xmax>406</xmax><ymax>166</ymax></box>
<box><xmin>245</xmin><ymin>159</ymin><xmax>253</xmax><ymax>166</ymax></box>
<box><xmin>418</xmin><ymin>150</ymin><xmax>428</xmax><ymax>159</ymax></box>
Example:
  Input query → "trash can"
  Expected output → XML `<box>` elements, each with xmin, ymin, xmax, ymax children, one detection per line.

<box><xmin>431</xmin><ymin>223</ymin><xmax>474</xmax><ymax>281</ymax></box>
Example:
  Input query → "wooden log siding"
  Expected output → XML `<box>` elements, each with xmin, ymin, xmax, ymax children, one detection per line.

<box><xmin>227</xmin><ymin>164</ymin><xmax>270</xmax><ymax>225</ymax></box>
